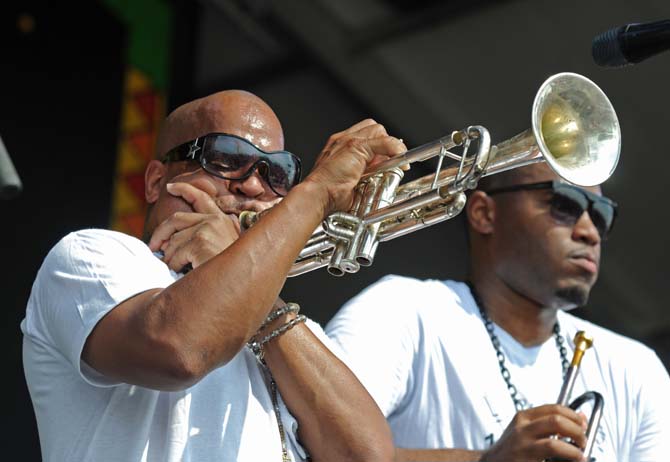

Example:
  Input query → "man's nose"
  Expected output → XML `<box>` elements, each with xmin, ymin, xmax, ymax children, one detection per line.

<box><xmin>572</xmin><ymin>210</ymin><xmax>601</xmax><ymax>245</ymax></box>
<box><xmin>229</xmin><ymin>170</ymin><xmax>267</xmax><ymax>198</ymax></box>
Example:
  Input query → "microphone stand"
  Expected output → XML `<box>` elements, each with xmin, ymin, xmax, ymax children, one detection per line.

<box><xmin>0</xmin><ymin>134</ymin><xmax>22</xmax><ymax>200</ymax></box>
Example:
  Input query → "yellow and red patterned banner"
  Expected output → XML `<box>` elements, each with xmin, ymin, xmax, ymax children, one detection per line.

<box><xmin>112</xmin><ymin>69</ymin><xmax>165</xmax><ymax>235</ymax></box>
<box><xmin>102</xmin><ymin>0</ymin><xmax>171</xmax><ymax>237</ymax></box>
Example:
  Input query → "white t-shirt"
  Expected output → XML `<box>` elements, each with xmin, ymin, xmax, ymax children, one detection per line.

<box><xmin>326</xmin><ymin>275</ymin><xmax>670</xmax><ymax>462</ymax></box>
<box><xmin>21</xmin><ymin>229</ymin><xmax>310</xmax><ymax>462</ymax></box>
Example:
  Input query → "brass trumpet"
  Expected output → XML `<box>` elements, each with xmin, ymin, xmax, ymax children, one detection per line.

<box><xmin>241</xmin><ymin>72</ymin><xmax>621</xmax><ymax>277</ymax></box>
<box><xmin>549</xmin><ymin>331</ymin><xmax>604</xmax><ymax>462</ymax></box>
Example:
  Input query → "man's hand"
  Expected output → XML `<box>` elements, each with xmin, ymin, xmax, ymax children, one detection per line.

<box><xmin>148</xmin><ymin>182</ymin><xmax>241</xmax><ymax>272</ymax></box>
<box><xmin>304</xmin><ymin>119</ymin><xmax>407</xmax><ymax>216</ymax></box>
<box><xmin>480</xmin><ymin>405</ymin><xmax>588</xmax><ymax>462</ymax></box>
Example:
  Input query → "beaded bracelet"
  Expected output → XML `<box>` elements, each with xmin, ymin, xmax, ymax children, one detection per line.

<box><xmin>257</xmin><ymin>302</ymin><xmax>301</xmax><ymax>332</ymax></box>
<box><xmin>248</xmin><ymin>314</ymin><xmax>307</xmax><ymax>361</ymax></box>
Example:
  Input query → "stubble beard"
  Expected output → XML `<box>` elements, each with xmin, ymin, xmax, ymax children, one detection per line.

<box><xmin>552</xmin><ymin>285</ymin><xmax>590</xmax><ymax>310</ymax></box>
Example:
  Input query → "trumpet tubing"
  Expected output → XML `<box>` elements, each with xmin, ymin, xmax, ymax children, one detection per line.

<box><xmin>552</xmin><ymin>331</ymin><xmax>604</xmax><ymax>462</ymax></box>
<box><xmin>241</xmin><ymin>72</ymin><xmax>621</xmax><ymax>277</ymax></box>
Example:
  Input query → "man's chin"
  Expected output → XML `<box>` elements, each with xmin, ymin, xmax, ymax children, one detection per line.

<box><xmin>553</xmin><ymin>284</ymin><xmax>591</xmax><ymax>310</ymax></box>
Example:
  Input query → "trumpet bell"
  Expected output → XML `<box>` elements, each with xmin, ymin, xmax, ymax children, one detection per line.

<box><xmin>532</xmin><ymin>72</ymin><xmax>621</xmax><ymax>187</ymax></box>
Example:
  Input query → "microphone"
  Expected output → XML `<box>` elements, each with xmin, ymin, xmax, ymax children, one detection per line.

<box><xmin>0</xmin><ymin>134</ymin><xmax>22</xmax><ymax>200</ymax></box>
<box><xmin>592</xmin><ymin>19</ymin><xmax>670</xmax><ymax>67</ymax></box>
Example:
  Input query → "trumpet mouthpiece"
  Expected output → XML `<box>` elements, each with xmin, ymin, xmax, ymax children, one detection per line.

<box><xmin>571</xmin><ymin>331</ymin><xmax>594</xmax><ymax>366</ymax></box>
<box><xmin>239</xmin><ymin>210</ymin><xmax>259</xmax><ymax>230</ymax></box>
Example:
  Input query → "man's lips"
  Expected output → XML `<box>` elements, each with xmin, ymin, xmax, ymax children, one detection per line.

<box><xmin>568</xmin><ymin>252</ymin><xmax>598</xmax><ymax>274</ymax></box>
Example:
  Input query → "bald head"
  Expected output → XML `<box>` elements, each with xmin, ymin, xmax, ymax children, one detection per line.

<box><xmin>466</xmin><ymin>162</ymin><xmax>563</xmax><ymax>249</ymax></box>
<box><xmin>155</xmin><ymin>90</ymin><xmax>284</xmax><ymax>159</ymax></box>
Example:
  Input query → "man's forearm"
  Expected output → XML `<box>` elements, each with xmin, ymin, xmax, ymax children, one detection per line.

<box><xmin>396</xmin><ymin>448</ymin><xmax>483</xmax><ymax>462</ymax></box>
<box><xmin>263</xmin><ymin>321</ymin><xmax>395</xmax><ymax>462</ymax></box>
<box><xmin>142</xmin><ymin>181</ymin><xmax>329</xmax><ymax>374</ymax></box>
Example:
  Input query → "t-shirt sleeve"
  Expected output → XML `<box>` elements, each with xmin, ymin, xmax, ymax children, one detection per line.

<box><xmin>22</xmin><ymin>229</ymin><xmax>176</xmax><ymax>387</ymax></box>
<box><xmin>325</xmin><ymin>275</ymin><xmax>420</xmax><ymax>417</ymax></box>
<box><xmin>630</xmin><ymin>350</ymin><xmax>670</xmax><ymax>462</ymax></box>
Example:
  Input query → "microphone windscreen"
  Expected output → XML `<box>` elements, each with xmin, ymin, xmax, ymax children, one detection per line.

<box><xmin>592</xmin><ymin>26</ymin><xmax>628</xmax><ymax>67</ymax></box>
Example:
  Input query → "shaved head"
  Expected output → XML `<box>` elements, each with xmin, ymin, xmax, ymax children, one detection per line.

<box><xmin>143</xmin><ymin>90</ymin><xmax>286</xmax><ymax>239</ymax></box>
<box><xmin>476</xmin><ymin>163</ymin><xmax>549</xmax><ymax>193</ymax></box>
<box><xmin>155</xmin><ymin>90</ymin><xmax>284</xmax><ymax>159</ymax></box>
<box><xmin>467</xmin><ymin>163</ymin><xmax>565</xmax><ymax>242</ymax></box>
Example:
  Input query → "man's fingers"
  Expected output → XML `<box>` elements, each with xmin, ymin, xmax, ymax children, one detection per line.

<box><xmin>326</xmin><ymin>119</ymin><xmax>380</xmax><ymax>147</ymax></box>
<box><xmin>325</xmin><ymin>135</ymin><xmax>406</xmax><ymax>166</ymax></box>
<box><xmin>362</xmin><ymin>136</ymin><xmax>407</xmax><ymax>163</ymax></box>
<box><xmin>163</xmin><ymin>241</ymin><xmax>193</xmax><ymax>273</ymax></box>
<box><xmin>343</xmin><ymin>118</ymin><xmax>379</xmax><ymax>133</ymax></box>
<box><xmin>518</xmin><ymin>405</ymin><xmax>587</xmax><ymax>446</ymax></box>
<box><xmin>149</xmin><ymin>212</ymin><xmax>204</xmax><ymax>251</ymax></box>
<box><xmin>366</xmin><ymin>138</ymin><xmax>408</xmax><ymax>170</ymax></box>
<box><xmin>577</xmin><ymin>411</ymin><xmax>589</xmax><ymax>430</ymax></box>
<box><xmin>160</xmin><ymin>216</ymin><xmax>240</xmax><ymax>270</ymax></box>
<box><xmin>160</xmin><ymin>228</ymin><xmax>193</xmax><ymax>264</ymax></box>
<box><xmin>524</xmin><ymin>414</ymin><xmax>588</xmax><ymax>449</ymax></box>
<box><xmin>526</xmin><ymin>437</ymin><xmax>588</xmax><ymax>462</ymax></box>
<box><xmin>521</xmin><ymin>404</ymin><xmax>584</xmax><ymax>425</ymax></box>
<box><xmin>148</xmin><ymin>212</ymin><xmax>207</xmax><ymax>251</ymax></box>
<box><xmin>166</xmin><ymin>182</ymin><xmax>221</xmax><ymax>215</ymax></box>
<box><xmin>325</xmin><ymin>122</ymin><xmax>392</xmax><ymax>156</ymax></box>
<box><xmin>347</xmin><ymin>122</ymin><xmax>389</xmax><ymax>139</ymax></box>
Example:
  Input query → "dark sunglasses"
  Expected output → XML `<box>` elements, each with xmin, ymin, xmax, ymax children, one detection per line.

<box><xmin>161</xmin><ymin>132</ymin><xmax>302</xmax><ymax>196</ymax></box>
<box><xmin>484</xmin><ymin>180</ymin><xmax>618</xmax><ymax>239</ymax></box>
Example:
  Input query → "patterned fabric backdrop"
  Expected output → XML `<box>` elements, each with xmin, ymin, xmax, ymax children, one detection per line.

<box><xmin>102</xmin><ymin>0</ymin><xmax>171</xmax><ymax>237</ymax></box>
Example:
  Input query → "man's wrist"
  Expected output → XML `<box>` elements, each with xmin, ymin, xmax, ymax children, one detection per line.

<box><xmin>248</xmin><ymin>303</ymin><xmax>306</xmax><ymax>361</ymax></box>
<box><xmin>292</xmin><ymin>178</ymin><xmax>332</xmax><ymax>219</ymax></box>
<box><xmin>256</xmin><ymin>311</ymin><xmax>300</xmax><ymax>340</ymax></box>
<box><xmin>257</xmin><ymin>302</ymin><xmax>300</xmax><ymax>333</ymax></box>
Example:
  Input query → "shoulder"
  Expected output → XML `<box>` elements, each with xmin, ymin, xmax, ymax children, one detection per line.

<box><xmin>367</xmin><ymin>275</ymin><xmax>473</xmax><ymax>316</ymax></box>
<box><xmin>560</xmin><ymin>312</ymin><xmax>652</xmax><ymax>355</ymax></box>
<box><xmin>340</xmin><ymin>274</ymin><xmax>462</xmax><ymax>311</ymax></box>
<box><xmin>25</xmin><ymin>228</ymin><xmax>174</xmax><ymax>340</ymax></box>
<box><xmin>32</xmin><ymin>228</ymin><xmax>170</xmax><ymax>307</ymax></box>
<box><xmin>50</xmin><ymin>229</ymin><xmax>149</xmax><ymax>258</ymax></box>
<box><xmin>327</xmin><ymin>275</ymin><xmax>473</xmax><ymax>334</ymax></box>
<box><xmin>559</xmin><ymin>311</ymin><xmax>667</xmax><ymax>377</ymax></box>
<box><xmin>352</xmin><ymin>274</ymin><xmax>466</xmax><ymax>299</ymax></box>
<box><xmin>42</xmin><ymin>229</ymin><xmax>152</xmax><ymax>273</ymax></box>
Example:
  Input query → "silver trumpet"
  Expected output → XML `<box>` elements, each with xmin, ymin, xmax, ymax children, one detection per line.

<box><xmin>549</xmin><ymin>331</ymin><xmax>604</xmax><ymax>462</ymax></box>
<box><xmin>241</xmin><ymin>72</ymin><xmax>621</xmax><ymax>277</ymax></box>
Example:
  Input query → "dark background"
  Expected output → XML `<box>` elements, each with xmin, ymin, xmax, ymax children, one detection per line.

<box><xmin>3</xmin><ymin>0</ymin><xmax>669</xmax><ymax>458</ymax></box>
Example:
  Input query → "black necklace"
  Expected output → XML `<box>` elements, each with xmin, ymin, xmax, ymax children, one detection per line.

<box><xmin>466</xmin><ymin>282</ymin><xmax>569</xmax><ymax>411</ymax></box>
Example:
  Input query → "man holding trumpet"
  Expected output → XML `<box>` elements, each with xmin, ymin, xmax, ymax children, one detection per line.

<box><xmin>21</xmin><ymin>89</ymin><xmax>404</xmax><ymax>461</ymax></box>
<box><xmin>327</xmin><ymin>162</ymin><xmax>670</xmax><ymax>461</ymax></box>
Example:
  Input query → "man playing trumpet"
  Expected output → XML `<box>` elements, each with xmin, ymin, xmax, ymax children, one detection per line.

<box><xmin>327</xmin><ymin>162</ymin><xmax>670</xmax><ymax>461</ymax></box>
<box><xmin>21</xmin><ymin>89</ymin><xmax>404</xmax><ymax>462</ymax></box>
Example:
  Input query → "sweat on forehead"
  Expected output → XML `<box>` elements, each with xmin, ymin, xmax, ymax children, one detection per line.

<box><xmin>154</xmin><ymin>89</ymin><xmax>284</xmax><ymax>159</ymax></box>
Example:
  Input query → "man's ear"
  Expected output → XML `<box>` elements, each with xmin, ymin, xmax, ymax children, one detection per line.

<box><xmin>145</xmin><ymin>160</ymin><xmax>167</xmax><ymax>204</ymax></box>
<box><xmin>466</xmin><ymin>191</ymin><xmax>496</xmax><ymax>235</ymax></box>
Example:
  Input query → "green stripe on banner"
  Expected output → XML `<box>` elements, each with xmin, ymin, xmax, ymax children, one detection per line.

<box><xmin>100</xmin><ymin>0</ymin><xmax>172</xmax><ymax>90</ymax></box>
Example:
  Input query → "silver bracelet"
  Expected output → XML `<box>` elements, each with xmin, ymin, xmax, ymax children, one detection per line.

<box><xmin>258</xmin><ymin>302</ymin><xmax>300</xmax><ymax>332</ymax></box>
<box><xmin>248</xmin><ymin>314</ymin><xmax>307</xmax><ymax>361</ymax></box>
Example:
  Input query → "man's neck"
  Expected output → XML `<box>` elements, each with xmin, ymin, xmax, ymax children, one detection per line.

<box><xmin>469</xmin><ymin>274</ymin><xmax>558</xmax><ymax>347</ymax></box>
